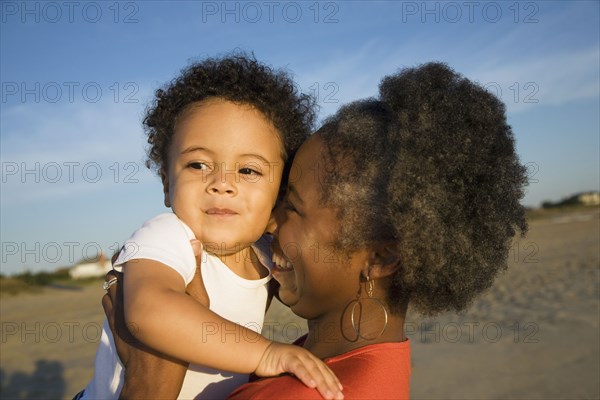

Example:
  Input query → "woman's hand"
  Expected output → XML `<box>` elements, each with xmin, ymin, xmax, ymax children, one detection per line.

<box><xmin>102</xmin><ymin>269</ymin><xmax>188</xmax><ymax>399</ymax></box>
<box><xmin>101</xmin><ymin>239</ymin><xmax>208</xmax><ymax>399</ymax></box>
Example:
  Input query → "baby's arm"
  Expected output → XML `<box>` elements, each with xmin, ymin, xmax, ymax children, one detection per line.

<box><xmin>122</xmin><ymin>260</ymin><xmax>343</xmax><ymax>399</ymax></box>
<box><xmin>123</xmin><ymin>259</ymin><xmax>269</xmax><ymax>371</ymax></box>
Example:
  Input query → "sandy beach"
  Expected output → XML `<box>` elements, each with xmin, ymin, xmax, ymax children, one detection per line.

<box><xmin>1</xmin><ymin>207</ymin><xmax>598</xmax><ymax>399</ymax></box>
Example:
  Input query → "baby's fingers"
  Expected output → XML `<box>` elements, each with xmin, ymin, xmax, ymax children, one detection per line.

<box><xmin>290</xmin><ymin>356</ymin><xmax>343</xmax><ymax>400</ymax></box>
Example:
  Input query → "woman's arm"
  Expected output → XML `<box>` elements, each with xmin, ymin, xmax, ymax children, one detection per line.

<box><xmin>102</xmin><ymin>273</ymin><xmax>188</xmax><ymax>399</ymax></box>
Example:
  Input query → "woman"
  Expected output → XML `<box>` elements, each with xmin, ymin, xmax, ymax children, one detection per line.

<box><xmin>103</xmin><ymin>62</ymin><xmax>528</xmax><ymax>398</ymax></box>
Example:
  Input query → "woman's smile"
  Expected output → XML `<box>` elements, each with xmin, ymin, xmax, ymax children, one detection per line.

<box><xmin>271</xmin><ymin>250</ymin><xmax>293</xmax><ymax>272</ymax></box>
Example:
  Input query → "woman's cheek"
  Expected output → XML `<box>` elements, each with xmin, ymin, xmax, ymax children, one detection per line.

<box><xmin>274</xmin><ymin>271</ymin><xmax>299</xmax><ymax>306</ymax></box>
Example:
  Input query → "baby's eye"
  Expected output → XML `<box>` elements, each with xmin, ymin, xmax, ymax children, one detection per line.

<box><xmin>239</xmin><ymin>167</ymin><xmax>262</xmax><ymax>176</ymax></box>
<box><xmin>188</xmin><ymin>162</ymin><xmax>210</xmax><ymax>171</ymax></box>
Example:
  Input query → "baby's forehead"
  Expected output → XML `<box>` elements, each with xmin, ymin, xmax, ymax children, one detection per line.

<box><xmin>175</xmin><ymin>98</ymin><xmax>286</xmax><ymax>153</ymax></box>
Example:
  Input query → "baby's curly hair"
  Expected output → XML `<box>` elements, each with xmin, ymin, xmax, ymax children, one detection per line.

<box><xmin>143</xmin><ymin>53</ymin><xmax>315</xmax><ymax>178</ymax></box>
<box><xmin>318</xmin><ymin>62</ymin><xmax>528</xmax><ymax>316</ymax></box>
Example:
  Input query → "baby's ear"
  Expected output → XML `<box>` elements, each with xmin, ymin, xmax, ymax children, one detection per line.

<box><xmin>160</xmin><ymin>170</ymin><xmax>171</xmax><ymax>208</ymax></box>
<box><xmin>366</xmin><ymin>242</ymin><xmax>401</xmax><ymax>279</ymax></box>
<box><xmin>265</xmin><ymin>213</ymin><xmax>277</xmax><ymax>235</ymax></box>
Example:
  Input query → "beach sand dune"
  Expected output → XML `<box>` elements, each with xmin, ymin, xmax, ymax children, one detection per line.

<box><xmin>409</xmin><ymin>207</ymin><xmax>600</xmax><ymax>399</ymax></box>
<box><xmin>1</xmin><ymin>208</ymin><xmax>598</xmax><ymax>399</ymax></box>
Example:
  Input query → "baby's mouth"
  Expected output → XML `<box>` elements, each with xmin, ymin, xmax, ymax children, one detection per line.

<box><xmin>205</xmin><ymin>207</ymin><xmax>238</xmax><ymax>216</ymax></box>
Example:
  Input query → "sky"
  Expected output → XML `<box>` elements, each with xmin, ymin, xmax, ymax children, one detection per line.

<box><xmin>1</xmin><ymin>0</ymin><xmax>599</xmax><ymax>275</ymax></box>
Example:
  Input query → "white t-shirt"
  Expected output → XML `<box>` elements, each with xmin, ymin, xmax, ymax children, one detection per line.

<box><xmin>83</xmin><ymin>213</ymin><xmax>272</xmax><ymax>400</ymax></box>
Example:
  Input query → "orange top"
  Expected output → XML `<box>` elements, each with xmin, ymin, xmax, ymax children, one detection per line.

<box><xmin>228</xmin><ymin>338</ymin><xmax>411</xmax><ymax>399</ymax></box>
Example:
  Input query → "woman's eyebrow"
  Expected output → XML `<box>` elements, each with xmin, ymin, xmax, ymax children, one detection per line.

<box><xmin>288</xmin><ymin>184</ymin><xmax>305</xmax><ymax>205</ymax></box>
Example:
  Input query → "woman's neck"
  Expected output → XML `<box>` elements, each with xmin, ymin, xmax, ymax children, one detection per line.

<box><xmin>301</xmin><ymin>305</ymin><xmax>407</xmax><ymax>360</ymax></box>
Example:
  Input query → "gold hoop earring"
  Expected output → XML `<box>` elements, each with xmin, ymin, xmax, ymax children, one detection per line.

<box><xmin>343</xmin><ymin>274</ymin><xmax>389</xmax><ymax>341</ymax></box>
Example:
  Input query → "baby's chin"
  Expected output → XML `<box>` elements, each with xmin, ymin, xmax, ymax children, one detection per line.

<box><xmin>201</xmin><ymin>240</ymin><xmax>253</xmax><ymax>256</ymax></box>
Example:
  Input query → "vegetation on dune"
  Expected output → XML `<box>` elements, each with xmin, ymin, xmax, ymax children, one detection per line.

<box><xmin>0</xmin><ymin>269</ymin><xmax>102</xmax><ymax>297</ymax></box>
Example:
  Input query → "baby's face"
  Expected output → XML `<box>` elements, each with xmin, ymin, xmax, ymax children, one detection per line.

<box><xmin>163</xmin><ymin>98</ymin><xmax>284</xmax><ymax>256</ymax></box>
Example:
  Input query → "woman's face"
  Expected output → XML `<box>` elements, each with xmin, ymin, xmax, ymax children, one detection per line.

<box><xmin>271</xmin><ymin>135</ymin><xmax>367</xmax><ymax>320</ymax></box>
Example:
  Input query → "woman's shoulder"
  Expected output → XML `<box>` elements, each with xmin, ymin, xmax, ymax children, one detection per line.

<box><xmin>329</xmin><ymin>341</ymin><xmax>410</xmax><ymax>369</ymax></box>
<box><xmin>325</xmin><ymin>341</ymin><xmax>411</xmax><ymax>399</ymax></box>
<box><xmin>228</xmin><ymin>341</ymin><xmax>411</xmax><ymax>399</ymax></box>
<box><xmin>228</xmin><ymin>374</ymin><xmax>321</xmax><ymax>399</ymax></box>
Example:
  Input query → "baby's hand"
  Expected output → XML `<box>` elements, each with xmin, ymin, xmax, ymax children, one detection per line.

<box><xmin>255</xmin><ymin>341</ymin><xmax>344</xmax><ymax>399</ymax></box>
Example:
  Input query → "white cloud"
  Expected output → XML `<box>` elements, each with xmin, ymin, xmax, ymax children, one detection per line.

<box><xmin>296</xmin><ymin>40</ymin><xmax>599</xmax><ymax>118</ymax></box>
<box><xmin>467</xmin><ymin>46</ymin><xmax>600</xmax><ymax>113</ymax></box>
<box><xmin>1</xmin><ymin>97</ymin><xmax>156</xmax><ymax>205</ymax></box>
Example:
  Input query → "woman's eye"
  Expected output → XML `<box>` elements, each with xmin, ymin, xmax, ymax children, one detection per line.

<box><xmin>239</xmin><ymin>167</ymin><xmax>262</xmax><ymax>176</ymax></box>
<box><xmin>284</xmin><ymin>199</ymin><xmax>297</xmax><ymax>213</ymax></box>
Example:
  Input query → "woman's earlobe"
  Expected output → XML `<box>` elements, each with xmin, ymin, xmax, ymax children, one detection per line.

<box><xmin>367</xmin><ymin>243</ymin><xmax>402</xmax><ymax>279</ymax></box>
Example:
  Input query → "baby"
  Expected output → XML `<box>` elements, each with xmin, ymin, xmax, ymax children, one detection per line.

<box><xmin>79</xmin><ymin>54</ymin><xmax>342</xmax><ymax>400</ymax></box>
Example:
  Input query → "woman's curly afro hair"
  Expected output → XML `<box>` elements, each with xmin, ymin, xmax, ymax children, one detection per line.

<box><xmin>143</xmin><ymin>53</ymin><xmax>316</xmax><ymax>177</ymax></box>
<box><xmin>317</xmin><ymin>62</ymin><xmax>528</xmax><ymax>316</ymax></box>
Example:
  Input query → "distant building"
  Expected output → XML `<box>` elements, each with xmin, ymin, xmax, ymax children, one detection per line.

<box><xmin>577</xmin><ymin>191</ymin><xmax>600</xmax><ymax>206</ymax></box>
<box><xmin>69</xmin><ymin>252</ymin><xmax>112</xmax><ymax>279</ymax></box>
<box><xmin>542</xmin><ymin>191</ymin><xmax>600</xmax><ymax>208</ymax></box>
